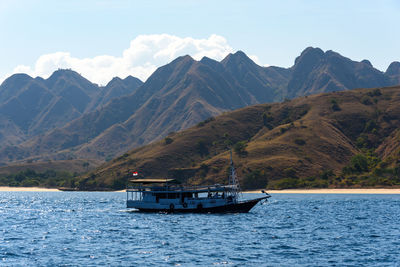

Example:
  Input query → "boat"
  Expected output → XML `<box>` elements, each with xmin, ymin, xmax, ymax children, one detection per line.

<box><xmin>126</xmin><ymin>151</ymin><xmax>270</xmax><ymax>213</ymax></box>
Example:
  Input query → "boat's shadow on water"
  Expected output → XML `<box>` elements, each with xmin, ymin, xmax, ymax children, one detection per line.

<box><xmin>122</xmin><ymin>205</ymin><xmax>268</xmax><ymax>216</ymax></box>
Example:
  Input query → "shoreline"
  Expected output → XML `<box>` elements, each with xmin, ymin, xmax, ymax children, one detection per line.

<box><xmin>1</xmin><ymin>186</ymin><xmax>400</xmax><ymax>194</ymax></box>
<box><xmin>246</xmin><ymin>188</ymin><xmax>400</xmax><ymax>194</ymax></box>
<box><xmin>0</xmin><ymin>186</ymin><xmax>60</xmax><ymax>192</ymax></box>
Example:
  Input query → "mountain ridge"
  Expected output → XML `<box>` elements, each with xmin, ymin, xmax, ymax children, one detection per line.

<box><xmin>75</xmin><ymin>85</ymin><xmax>400</xmax><ymax>191</ymax></box>
<box><xmin>0</xmin><ymin>47</ymin><xmax>399</xmax><ymax>166</ymax></box>
<box><xmin>0</xmin><ymin>70</ymin><xmax>143</xmax><ymax>152</ymax></box>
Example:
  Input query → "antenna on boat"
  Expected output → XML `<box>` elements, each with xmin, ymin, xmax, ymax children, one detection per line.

<box><xmin>229</xmin><ymin>149</ymin><xmax>242</xmax><ymax>199</ymax></box>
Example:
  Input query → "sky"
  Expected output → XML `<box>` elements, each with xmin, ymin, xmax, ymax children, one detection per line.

<box><xmin>1</xmin><ymin>0</ymin><xmax>399</xmax><ymax>85</ymax></box>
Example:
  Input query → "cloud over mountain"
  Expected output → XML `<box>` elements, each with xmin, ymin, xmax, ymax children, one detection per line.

<box><xmin>8</xmin><ymin>34</ymin><xmax>237</xmax><ymax>85</ymax></box>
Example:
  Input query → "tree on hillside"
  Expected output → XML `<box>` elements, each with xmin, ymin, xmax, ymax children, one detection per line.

<box><xmin>196</xmin><ymin>140</ymin><xmax>209</xmax><ymax>157</ymax></box>
<box><xmin>234</xmin><ymin>141</ymin><xmax>248</xmax><ymax>157</ymax></box>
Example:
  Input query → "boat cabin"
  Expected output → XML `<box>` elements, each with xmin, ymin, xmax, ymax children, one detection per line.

<box><xmin>126</xmin><ymin>178</ymin><xmax>239</xmax><ymax>211</ymax></box>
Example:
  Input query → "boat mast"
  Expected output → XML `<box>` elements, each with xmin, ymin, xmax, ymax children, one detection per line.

<box><xmin>229</xmin><ymin>149</ymin><xmax>242</xmax><ymax>199</ymax></box>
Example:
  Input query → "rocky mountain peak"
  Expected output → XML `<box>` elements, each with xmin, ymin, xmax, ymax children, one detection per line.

<box><xmin>105</xmin><ymin>77</ymin><xmax>123</xmax><ymax>87</ymax></box>
<box><xmin>294</xmin><ymin>47</ymin><xmax>324</xmax><ymax>66</ymax></box>
<box><xmin>361</xmin><ymin>59</ymin><xmax>373</xmax><ymax>67</ymax></box>
<box><xmin>172</xmin><ymin>55</ymin><xmax>194</xmax><ymax>64</ymax></box>
<box><xmin>123</xmin><ymin>75</ymin><xmax>142</xmax><ymax>85</ymax></box>
<box><xmin>221</xmin><ymin>50</ymin><xmax>255</xmax><ymax>67</ymax></box>
<box><xmin>386</xmin><ymin>61</ymin><xmax>400</xmax><ymax>76</ymax></box>
<box><xmin>44</xmin><ymin>69</ymin><xmax>93</xmax><ymax>90</ymax></box>
<box><xmin>47</xmin><ymin>69</ymin><xmax>82</xmax><ymax>80</ymax></box>
<box><xmin>0</xmin><ymin>73</ymin><xmax>33</xmax><ymax>88</ymax></box>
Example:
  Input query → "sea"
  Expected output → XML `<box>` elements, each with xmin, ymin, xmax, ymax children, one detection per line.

<box><xmin>1</xmin><ymin>192</ymin><xmax>399</xmax><ymax>266</ymax></box>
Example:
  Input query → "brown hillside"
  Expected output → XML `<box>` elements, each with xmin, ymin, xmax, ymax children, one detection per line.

<box><xmin>77</xmin><ymin>86</ymin><xmax>400</xmax><ymax>190</ymax></box>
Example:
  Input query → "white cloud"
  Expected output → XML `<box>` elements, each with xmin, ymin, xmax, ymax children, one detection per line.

<box><xmin>248</xmin><ymin>55</ymin><xmax>266</xmax><ymax>66</ymax></box>
<box><xmin>7</xmin><ymin>34</ymin><xmax>239</xmax><ymax>85</ymax></box>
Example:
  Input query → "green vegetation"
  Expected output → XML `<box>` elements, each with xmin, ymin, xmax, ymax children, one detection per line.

<box><xmin>242</xmin><ymin>169</ymin><xmax>268</xmax><ymax>189</ymax></box>
<box><xmin>294</xmin><ymin>138</ymin><xmax>306</xmax><ymax>145</ymax></box>
<box><xmin>164</xmin><ymin>137</ymin><xmax>174</xmax><ymax>145</ymax></box>
<box><xmin>284</xmin><ymin>167</ymin><xmax>297</xmax><ymax>178</ymax></box>
<box><xmin>112</xmin><ymin>178</ymin><xmax>126</xmax><ymax>190</ymax></box>
<box><xmin>195</xmin><ymin>140</ymin><xmax>209</xmax><ymax>157</ymax></box>
<box><xmin>0</xmin><ymin>169</ymin><xmax>78</xmax><ymax>188</ymax></box>
<box><xmin>343</xmin><ymin>154</ymin><xmax>368</xmax><ymax>174</ymax></box>
<box><xmin>367</xmin><ymin>88</ymin><xmax>382</xmax><ymax>97</ymax></box>
<box><xmin>335</xmin><ymin>151</ymin><xmax>400</xmax><ymax>187</ymax></box>
<box><xmin>361</xmin><ymin>96</ymin><xmax>373</xmax><ymax>105</ymax></box>
<box><xmin>197</xmin><ymin>116</ymin><xmax>215</xmax><ymax>127</ymax></box>
<box><xmin>82</xmin><ymin>162</ymin><xmax>89</xmax><ymax>171</ymax></box>
<box><xmin>115</xmin><ymin>153</ymin><xmax>130</xmax><ymax>161</ymax></box>
<box><xmin>353</xmin><ymin>119</ymin><xmax>381</xmax><ymax>149</ymax></box>
<box><xmin>233</xmin><ymin>141</ymin><xmax>248</xmax><ymax>157</ymax></box>
<box><xmin>364</xmin><ymin>120</ymin><xmax>377</xmax><ymax>133</ymax></box>
<box><xmin>262</xmin><ymin>112</ymin><xmax>273</xmax><ymax>129</ymax></box>
<box><xmin>330</xmin><ymin>98</ymin><xmax>341</xmax><ymax>111</ymax></box>
<box><xmin>270</xmin><ymin>151</ymin><xmax>400</xmax><ymax>189</ymax></box>
<box><xmin>198</xmin><ymin>163</ymin><xmax>209</xmax><ymax>177</ymax></box>
<box><xmin>223</xmin><ymin>133</ymin><xmax>233</xmax><ymax>147</ymax></box>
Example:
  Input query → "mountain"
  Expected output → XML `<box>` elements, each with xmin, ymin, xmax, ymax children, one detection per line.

<box><xmin>0</xmin><ymin>70</ymin><xmax>143</xmax><ymax>150</ymax></box>
<box><xmin>385</xmin><ymin>61</ymin><xmax>400</xmax><ymax>84</ymax></box>
<box><xmin>75</xmin><ymin>86</ymin><xmax>400</xmax><ymax>190</ymax></box>
<box><xmin>94</xmin><ymin>75</ymin><xmax>143</xmax><ymax>108</ymax></box>
<box><xmin>1</xmin><ymin>53</ymin><xmax>290</xmax><ymax>163</ymax></box>
<box><xmin>286</xmin><ymin>47</ymin><xmax>392</xmax><ymax>98</ymax></box>
<box><xmin>0</xmin><ymin>47</ymin><xmax>399</xmax><ymax>166</ymax></box>
<box><xmin>0</xmin><ymin>114</ymin><xmax>25</xmax><ymax>148</ymax></box>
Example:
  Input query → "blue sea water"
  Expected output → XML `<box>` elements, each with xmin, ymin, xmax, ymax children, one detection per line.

<box><xmin>1</xmin><ymin>192</ymin><xmax>399</xmax><ymax>266</ymax></box>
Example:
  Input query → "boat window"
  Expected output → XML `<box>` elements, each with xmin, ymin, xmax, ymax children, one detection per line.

<box><xmin>167</xmin><ymin>193</ymin><xmax>178</xmax><ymax>199</ymax></box>
<box><xmin>152</xmin><ymin>193</ymin><xmax>180</xmax><ymax>199</ymax></box>
<box><xmin>153</xmin><ymin>193</ymin><xmax>167</xmax><ymax>199</ymax></box>
<box><xmin>182</xmin><ymin>192</ymin><xmax>193</xmax><ymax>199</ymax></box>
<box><xmin>198</xmin><ymin>192</ymin><xmax>209</xmax><ymax>198</ymax></box>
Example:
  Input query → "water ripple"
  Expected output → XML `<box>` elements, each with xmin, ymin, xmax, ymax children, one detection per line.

<box><xmin>0</xmin><ymin>192</ymin><xmax>399</xmax><ymax>266</ymax></box>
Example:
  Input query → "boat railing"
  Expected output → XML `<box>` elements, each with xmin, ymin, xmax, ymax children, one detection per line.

<box><xmin>126</xmin><ymin>183</ymin><xmax>238</xmax><ymax>193</ymax></box>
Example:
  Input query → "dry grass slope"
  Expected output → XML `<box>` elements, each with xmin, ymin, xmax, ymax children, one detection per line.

<box><xmin>78</xmin><ymin>86</ymin><xmax>400</xmax><ymax>190</ymax></box>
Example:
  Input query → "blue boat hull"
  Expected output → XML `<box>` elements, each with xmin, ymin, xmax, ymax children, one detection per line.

<box><xmin>134</xmin><ymin>197</ymin><xmax>267</xmax><ymax>213</ymax></box>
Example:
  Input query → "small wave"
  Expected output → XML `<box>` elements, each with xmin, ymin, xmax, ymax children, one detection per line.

<box><xmin>2</xmin><ymin>192</ymin><xmax>400</xmax><ymax>266</ymax></box>
<box><xmin>271</xmin><ymin>244</ymin><xmax>298</xmax><ymax>250</ymax></box>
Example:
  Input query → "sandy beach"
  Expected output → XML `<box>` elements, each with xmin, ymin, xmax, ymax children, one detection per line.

<box><xmin>1</xmin><ymin>186</ymin><xmax>400</xmax><ymax>194</ymax></box>
<box><xmin>247</xmin><ymin>188</ymin><xmax>400</xmax><ymax>194</ymax></box>
<box><xmin>0</xmin><ymin>186</ymin><xmax>60</xmax><ymax>192</ymax></box>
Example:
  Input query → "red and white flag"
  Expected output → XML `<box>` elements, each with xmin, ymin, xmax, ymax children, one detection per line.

<box><xmin>132</xmin><ymin>171</ymin><xmax>138</xmax><ymax>176</ymax></box>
